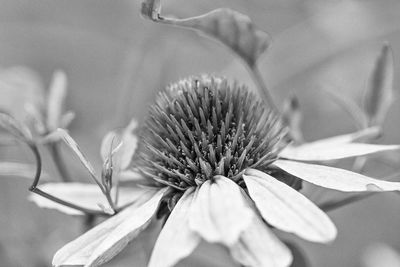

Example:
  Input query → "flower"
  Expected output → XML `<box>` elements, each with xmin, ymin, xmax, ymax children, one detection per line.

<box><xmin>51</xmin><ymin>75</ymin><xmax>400</xmax><ymax>267</ymax></box>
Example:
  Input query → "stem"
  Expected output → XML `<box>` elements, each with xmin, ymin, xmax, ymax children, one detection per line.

<box><xmin>31</xmin><ymin>187</ymin><xmax>107</xmax><ymax>216</ymax></box>
<box><xmin>28</xmin><ymin>144</ymin><xmax>108</xmax><ymax>217</ymax></box>
<box><xmin>248</xmin><ymin>65</ymin><xmax>279</xmax><ymax>113</ymax></box>
<box><xmin>49</xmin><ymin>142</ymin><xmax>72</xmax><ymax>182</ymax></box>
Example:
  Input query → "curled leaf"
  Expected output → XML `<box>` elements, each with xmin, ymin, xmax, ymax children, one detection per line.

<box><xmin>364</xmin><ymin>43</ymin><xmax>394</xmax><ymax>126</ymax></box>
<box><xmin>141</xmin><ymin>0</ymin><xmax>270</xmax><ymax>66</ymax></box>
<box><xmin>100</xmin><ymin>119</ymin><xmax>138</xmax><ymax>171</ymax></box>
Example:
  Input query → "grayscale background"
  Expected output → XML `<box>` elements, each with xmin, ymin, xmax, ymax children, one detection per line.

<box><xmin>0</xmin><ymin>1</ymin><xmax>400</xmax><ymax>266</ymax></box>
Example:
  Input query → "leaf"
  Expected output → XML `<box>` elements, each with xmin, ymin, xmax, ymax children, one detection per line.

<box><xmin>274</xmin><ymin>160</ymin><xmax>400</xmax><ymax>192</ymax></box>
<box><xmin>100</xmin><ymin>119</ymin><xmax>138</xmax><ymax>171</ymax></box>
<box><xmin>29</xmin><ymin>183</ymin><xmax>145</xmax><ymax>216</ymax></box>
<box><xmin>0</xmin><ymin>112</ymin><xmax>32</xmax><ymax>143</ymax></box>
<box><xmin>230</xmin><ymin>215</ymin><xmax>292</xmax><ymax>267</ymax></box>
<box><xmin>47</xmin><ymin>70</ymin><xmax>68</xmax><ymax>131</ymax></box>
<box><xmin>363</xmin><ymin>43</ymin><xmax>394</xmax><ymax>126</ymax></box>
<box><xmin>52</xmin><ymin>188</ymin><xmax>166</xmax><ymax>267</ymax></box>
<box><xmin>141</xmin><ymin>0</ymin><xmax>270</xmax><ymax>66</ymax></box>
<box><xmin>46</xmin><ymin>129</ymin><xmax>102</xmax><ymax>188</ymax></box>
<box><xmin>148</xmin><ymin>188</ymin><xmax>201</xmax><ymax>267</ymax></box>
<box><xmin>244</xmin><ymin>169</ymin><xmax>337</xmax><ymax>243</ymax></box>
<box><xmin>280</xmin><ymin>143</ymin><xmax>399</xmax><ymax>161</ymax></box>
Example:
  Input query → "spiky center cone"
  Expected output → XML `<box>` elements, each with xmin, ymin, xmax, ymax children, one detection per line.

<box><xmin>135</xmin><ymin>75</ymin><xmax>294</xmax><ymax>202</ymax></box>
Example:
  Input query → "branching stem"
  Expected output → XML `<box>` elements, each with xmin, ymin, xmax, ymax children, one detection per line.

<box><xmin>28</xmin><ymin>144</ymin><xmax>108</xmax><ymax>217</ymax></box>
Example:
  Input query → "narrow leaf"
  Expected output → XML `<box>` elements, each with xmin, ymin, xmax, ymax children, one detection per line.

<box><xmin>100</xmin><ymin>119</ymin><xmax>138</xmax><ymax>171</ymax></box>
<box><xmin>244</xmin><ymin>169</ymin><xmax>337</xmax><ymax>243</ymax></box>
<box><xmin>141</xmin><ymin>0</ymin><xmax>270</xmax><ymax>66</ymax></box>
<box><xmin>364</xmin><ymin>43</ymin><xmax>394</xmax><ymax>126</ymax></box>
<box><xmin>274</xmin><ymin>160</ymin><xmax>400</xmax><ymax>192</ymax></box>
<box><xmin>49</xmin><ymin>129</ymin><xmax>98</xmax><ymax>184</ymax></box>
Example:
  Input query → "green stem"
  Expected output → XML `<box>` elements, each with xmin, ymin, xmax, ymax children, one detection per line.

<box><xmin>248</xmin><ymin>65</ymin><xmax>279</xmax><ymax>113</ymax></box>
<box><xmin>49</xmin><ymin>142</ymin><xmax>72</xmax><ymax>182</ymax></box>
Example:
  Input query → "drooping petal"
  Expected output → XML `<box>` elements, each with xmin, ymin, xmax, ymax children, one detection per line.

<box><xmin>274</xmin><ymin>160</ymin><xmax>400</xmax><ymax>192</ymax></box>
<box><xmin>189</xmin><ymin>176</ymin><xmax>254</xmax><ymax>246</ymax></box>
<box><xmin>244</xmin><ymin>169</ymin><xmax>337</xmax><ymax>243</ymax></box>
<box><xmin>279</xmin><ymin>142</ymin><xmax>399</xmax><ymax>161</ymax></box>
<box><xmin>230</xmin><ymin>216</ymin><xmax>292</xmax><ymax>267</ymax></box>
<box><xmin>148</xmin><ymin>188</ymin><xmax>201</xmax><ymax>267</ymax></box>
<box><xmin>29</xmin><ymin>183</ymin><xmax>146</xmax><ymax>215</ymax></box>
<box><xmin>52</xmin><ymin>187</ymin><xmax>166</xmax><ymax>267</ymax></box>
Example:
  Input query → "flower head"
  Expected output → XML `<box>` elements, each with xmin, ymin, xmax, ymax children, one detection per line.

<box><xmin>137</xmin><ymin>76</ymin><xmax>296</xmax><ymax>205</ymax></box>
<box><xmin>52</xmin><ymin>75</ymin><xmax>400</xmax><ymax>267</ymax></box>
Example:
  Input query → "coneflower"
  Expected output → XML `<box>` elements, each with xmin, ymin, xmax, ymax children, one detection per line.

<box><xmin>52</xmin><ymin>75</ymin><xmax>400</xmax><ymax>267</ymax></box>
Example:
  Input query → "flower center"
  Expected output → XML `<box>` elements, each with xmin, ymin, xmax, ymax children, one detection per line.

<box><xmin>136</xmin><ymin>75</ymin><xmax>289</xmax><ymax>192</ymax></box>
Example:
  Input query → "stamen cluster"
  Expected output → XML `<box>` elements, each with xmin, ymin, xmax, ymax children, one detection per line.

<box><xmin>136</xmin><ymin>75</ymin><xmax>288</xmax><ymax>191</ymax></box>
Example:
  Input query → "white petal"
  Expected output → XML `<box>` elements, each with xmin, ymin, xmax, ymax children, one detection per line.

<box><xmin>244</xmin><ymin>169</ymin><xmax>337</xmax><ymax>243</ymax></box>
<box><xmin>52</xmin><ymin>188</ymin><xmax>166</xmax><ymax>267</ymax></box>
<box><xmin>280</xmin><ymin>143</ymin><xmax>399</xmax><ymax>161</ymax></box>
<box><xmin>29</xmin><ymin>183</ymin><xmax>146</xmax><ymax>215</ymax></box>
<box><xmin>274</xmin><ymin>160</ymin><xmax>400</xmax><ymax>192</ymax></box>
<box><xmin>148</xmin><ymin>188</ymin><xmax>201</xmax><ymax>267</ymax></box>
<box><xmin>189</xmin><ymin>176</ymin><xmax>254</xmax><ymax>246</ymax></box>
<box><xmin>230</xmin><ymin>216</ymin><xmax>292</xmax><ymax>267</ymax></box>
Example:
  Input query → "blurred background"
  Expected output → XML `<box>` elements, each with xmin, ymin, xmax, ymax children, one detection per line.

<box><xmin>0</xmin><ymin>0</ymin><xmax>400</xmax><ymax>266</ymax></box>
